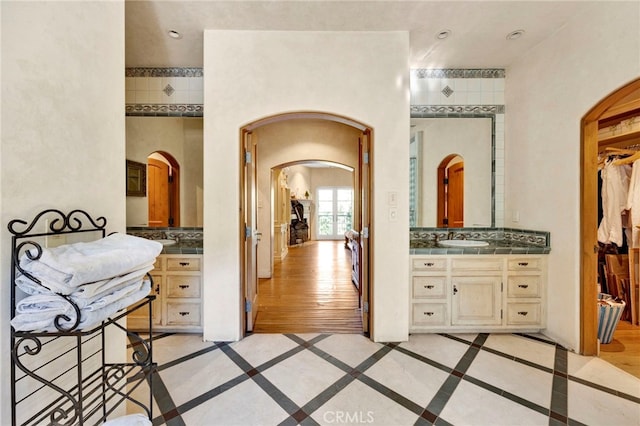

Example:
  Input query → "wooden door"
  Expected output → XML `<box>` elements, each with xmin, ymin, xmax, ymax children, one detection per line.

<box><xmin>243</xmin><ymin>131</ymin><xmax>259</xmax><ymax>332</ymax></box>
<box><xmin>359</xmin><ymin>129</ymin><xmax>371</xmax><ymax>334</ymax></box>
<box><xmin>448</xmin><ymin>162</ymin><xmax>464</xmax><ymax>227</ymax></box>
<box><xmin>148</xmin><ymin>158</ymin><xmax>169</xmax><ymax>227</ymax></box>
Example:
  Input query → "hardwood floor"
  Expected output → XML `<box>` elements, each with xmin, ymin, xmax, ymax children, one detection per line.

<box><xmin>253</xmin><ymin>240</ymin><xmax>363</xmax><ymax>334</ymax></box>
<box><xmin>599</xmin><ymin>320</ymin><xmax>640</xmax><ymax>378</ymax></box>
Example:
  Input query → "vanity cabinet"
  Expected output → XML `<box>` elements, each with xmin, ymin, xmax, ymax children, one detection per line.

<box><xmin>410</xmin><ymin>255</ymin><xmax>546</xmax><ymax>332</ymax></box>
<box><xmin>128</xmin><ymin>254</ymin><xmax>203</xmax><ymax>332</ymax></box>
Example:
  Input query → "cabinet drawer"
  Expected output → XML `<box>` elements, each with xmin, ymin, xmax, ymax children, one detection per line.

<box><xmin>412</xmin><ymin>258</ymin><xmax>447</xmax><ymax>271</ymax></box>
<box><xmin>507</xmin><ymin>258</ymin><xmax>542</xmax><ymax>271</ymax></box>
<box><xmin>167</xmin><ymin>302</ymin><xmax>201</xmax><ymax>326</ymax></box>
<box><xmin>506</xmin><ymin>303</ymin><xmax>542</xmax><ymax>325</ymax></box>
<box><xmin>412</xmin><ymin>276</ymin><xmax>446</xmax><ymax>298</ymax></box>
<box><xmin>452</xmin><ymin>258</ymin><xmax>503</xmax><ymax>272</ymax></box>
<box><xmin>507</xmin><ymin>275</ymin><xmax>541</xmax><ymax>298</ymax></box>
<box><xmin>412</xmin><ymin>303</ymin><xmax>448</xmax><ymax>326</ymax></box>
<box><xmin>166</xmin><ymin>257</ymin><xmax>201</xmax><ymax>272</ymax></box>
<box><xmin>166</xmin><ymin>275</ymin><xmax>201</xmax><ymax>298</ymax></box>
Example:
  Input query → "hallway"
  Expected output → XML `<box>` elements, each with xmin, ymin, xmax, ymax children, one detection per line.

<box><xmin>254</xmin><ymin>240</ymin><xmax>362</xmax><ymax>334</ymax></box>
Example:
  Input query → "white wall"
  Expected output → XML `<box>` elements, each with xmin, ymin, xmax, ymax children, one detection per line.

<box><xmin>505</xmin><ymin>2</ymin><xmax>640</xmax><ymax>350</ymax></box>
<box><xmin>203</xmin><ymin>31</ymin><xmax>410</xmax><ymax>342</ymax></box>
<box><xmin>1</xmin><ymin>1</ymin><xmax>125</xmax><ymax>423</ymax></box>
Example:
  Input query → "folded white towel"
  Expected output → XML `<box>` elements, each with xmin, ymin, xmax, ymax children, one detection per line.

<box><xmin>16</xmin><ymin>262</ymin><xmax>155</xmax><ymax>302</ymax></box>
<box><xmin>11</xmin><ymin>278</ymin><xmax>151</xmax><ymax>332</ymax></box>
<box><xmin>20</xmin><ymin>234</ymin><xmax>162</xmax><ymax>294</ymax></box>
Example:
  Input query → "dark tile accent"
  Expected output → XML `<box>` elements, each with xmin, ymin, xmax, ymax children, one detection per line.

<box><xmin>549</xmin><ymin>411</ymin><xmax>568</xmax><ymax>423</ymax></box>
<box><xmin>551</xmin><ymin>346</ymin><xmax>568</xmax><ymax>419</ymax></box>
<box><xmin>434</xmin><ymin>416</ymin><xmax>454</xmax><ymax>426</ymax></box>
<box><xmin>393</xmin><ymin>345</ymin><xmax>453</xmax><ymax>374</ymax></box>
<box><xmin>149</xmin><ymin>369</ymin><xmax>186</xmax><ymax>426</ymax></box>
<box><xmin>567</xmin><ymin>418</ymin><xmax>589</xmax><ymax>426</ymax></box>
<box><xmin>420</xmin><ymin>409</ymin><xmax>438</xmax><ymax>422</ymax></box>
<box><xmin>568</xmin><ymin>375</ymin><xmax>640</xmax><ymax>404</ymax></box>
<box><xmin>292</xmin><ymin>409</ymin><xmax>309</xmax><ymax>422</ymax></box>
<box><xmin>426</xmin><ymin>375</ymin><xmax>461</xmax><ymax>414</ymax></box>
<box><xmin>246</xmin><ymin>368</ymin><xmax>259</xmax><ymax>377</ymax></box>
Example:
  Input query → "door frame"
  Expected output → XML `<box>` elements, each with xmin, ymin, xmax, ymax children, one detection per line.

<box><xmin>580</xmin><ymin>77</ymin><xmax>640</xmax><ymax>355</ymax></box>
<box><xmin>239</xmin><ymin>111</ymin><xmax>374</xmax><ymax>337</ymax></box>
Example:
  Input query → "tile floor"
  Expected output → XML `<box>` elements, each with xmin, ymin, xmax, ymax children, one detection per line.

<box><xmin>132</xmin><ymin>332</ymin><xmax>640</xmax><ymax>426</ymax></box>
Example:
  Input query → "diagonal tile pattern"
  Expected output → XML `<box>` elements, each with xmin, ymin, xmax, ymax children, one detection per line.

<box><xmin>132</xmin><ymin>332</ymin><xmax>640</xmax><ymax>426</ymax></box>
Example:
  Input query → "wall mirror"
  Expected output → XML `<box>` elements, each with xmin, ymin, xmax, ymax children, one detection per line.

<box><xmin>126</xmin><ymin>117</ymin><xmax>203</xmax><ymax>227</ymax></box>
<box><xmin>410</xmin><ymin>115</ymin><xmax>495</xmax><ymax>228</ymax></box>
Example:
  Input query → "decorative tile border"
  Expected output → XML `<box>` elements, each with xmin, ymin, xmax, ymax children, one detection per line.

<box><xmin>413</xmin><ymin>69</ymin><xmax>505</xmax><ymax>79</ymax></box>
<box><xmin>411</xmin><ymin>105</ymin><xmax>505</xmax><ymax>114</ymax></box>
<box><xmin>125</xmin><ymin>104</ymin><xmax>203</xmax><ymax>117</ymax></box>
<box><xmin>125</xmin><ymin>67</ymin><xmax>203</xmax><ymax>77</ymax></box>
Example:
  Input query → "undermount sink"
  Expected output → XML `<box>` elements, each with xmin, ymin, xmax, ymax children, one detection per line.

<box><xmin>156</xmin><ymin>239</ymin><xmax>177</xmax><ymax>246</ymax></box>
<box><xmin>437</xmin><ymin>239</ymin><xmax>489</xmax><ymax>248</ymax></box>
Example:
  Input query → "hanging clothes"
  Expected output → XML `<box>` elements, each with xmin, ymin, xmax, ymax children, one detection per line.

<box><xmin>598</xmin><ymin>160</ymin><xmax>632</xmax><ymax>246</ymax></box>
<box><xmin>627</xmin><ymin>158</ymin><xmax>640</xmax><ymax>247</ymax></box>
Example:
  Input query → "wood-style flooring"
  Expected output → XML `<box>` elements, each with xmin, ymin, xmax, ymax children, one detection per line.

<box><xmin>599</xmin><ymin>320</ymin><xmax>640</xmax><ymax>378</ymax></box>
<box><xmin>253</xmin><ymin>240</ymin><xmax>363</xmax><ymax>334</ymax></box>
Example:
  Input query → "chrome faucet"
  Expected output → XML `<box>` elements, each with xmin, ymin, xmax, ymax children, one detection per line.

<box><xmin>447</xmin><ymin>231</ymin><xmax>455</xmax><ymax>240</ymax></box>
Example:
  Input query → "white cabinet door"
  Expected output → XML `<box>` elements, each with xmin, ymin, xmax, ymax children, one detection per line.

<box><xmin>451</xmin><ymin>276</ymin><xmax>502</xmax><ymax>325</ymax></box>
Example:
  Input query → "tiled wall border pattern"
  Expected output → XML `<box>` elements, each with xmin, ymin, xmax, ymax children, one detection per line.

<box><xmin>410</xmin><ymin>227</ymin><xmax>550</xmax><ymax>247</ymax></box>
<box><xmin>126</xmin><ymin>67</ymin><xmax>203</xmax><ymax>117</ymax></box>
<box><xmin>411</xmin><ymin>68</ymin><xmax>506</xmax><ymax>227</ymax></box>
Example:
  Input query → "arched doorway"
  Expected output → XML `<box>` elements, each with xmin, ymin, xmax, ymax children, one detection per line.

<box><xmin>580</xmin><ymin>77</ymin><xmax>640</xmax><ymax>355</ymax></box>
<box><xmin>147</xmin><ymin>151</ymin><xmax>180</xmax><ymax>227</ymax></box>
<box><xmin>239</xmin><ymin>112</ymin><xmax>373</xmax><ymax>336</ymax></box>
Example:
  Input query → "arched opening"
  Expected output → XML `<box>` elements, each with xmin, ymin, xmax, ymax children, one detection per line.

<box><xmin>147</xmin><ymin>151</ymin><xmax>180</xmax><ymax>227</ymax></box>
<box><xmin>580</xmin><ymin>77</ymin><xmax>640</xmax><ymax>360</ymax></box>
<box><xmin>240</xmin><ymin>112</ymin><xmax>372</xmax><ymax>336</ymax></box>
<box><xmin>437</xmin><ymin>154</ymin><xmax>464</xmax><ymax>228</ymax></box>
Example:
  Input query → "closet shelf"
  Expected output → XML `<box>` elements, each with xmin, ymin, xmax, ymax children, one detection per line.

<box><xmin>598</xmin><ymin>128</ymin><xmax>640</xmax><ymax>149</ymax></box>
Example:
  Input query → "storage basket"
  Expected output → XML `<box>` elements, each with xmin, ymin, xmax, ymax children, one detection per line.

<box><xmin>597</xmin><ymin>293</ymin><xmax>626</xmax><ymax>344</ymax></box>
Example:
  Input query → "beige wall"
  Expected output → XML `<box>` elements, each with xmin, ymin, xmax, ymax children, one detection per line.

<box><xmin>1</xmin><ymin>1</ymin><xmax>125</xmax><ymax>423</ymax></box>
<box><xmin>506</xmin><ymin>2</ymin><xmax>640</xmax><ymax>350</ymax></box>
<box><xmin>203</xmin><ymin>31</ymin><xmax>410</xmax><ymax>342</ymax></box>
<box><xmin>126</xmin><ymin>117</ymin><xmax>203</xmax><ymax>227</ymax></box>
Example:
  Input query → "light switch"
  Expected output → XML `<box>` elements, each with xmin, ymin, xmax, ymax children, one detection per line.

<box><xmin>388</xmin><ymin>191</ymin><xmax>398</xmax><ymax>206</ymax></box>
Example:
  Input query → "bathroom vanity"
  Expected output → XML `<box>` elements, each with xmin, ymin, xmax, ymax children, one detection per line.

<box><xmin>410</xmin><ymin>228</ymin><xmax>550</xmax><ymax>333</ymax></box>
<box><xmin>126</xmin><ymin>227</ymin><xmax>204</xmax><ymax>332</ymax></box>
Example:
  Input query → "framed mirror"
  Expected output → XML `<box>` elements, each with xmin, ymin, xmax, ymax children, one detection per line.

<box><xmin>410</xmin><ymin>114</ymin><xmax>495</xmax><ymax>228</ymax></box>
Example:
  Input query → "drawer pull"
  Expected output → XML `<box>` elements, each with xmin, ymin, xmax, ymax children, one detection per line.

<box><xmin>453</xmin><ymin>285</ymin><xmax>458</xmax><ymax>295</ymax></box>
<box><xmin>155</xmin><ymin>285</ymin><xmax>160</xmax><ymax>295</ymax></box>
<box><xmin>517</xmin><ymin>311</ymin><xmax>529</xmax><ymax>316</ymax></box>
<box><xmin>179</xmin><ymin>284</ymin><xmax>190</xmax><ymax>289</ymax></box>
<box><xmin>424</xmin><ymin>312</ymin><xmax>434</xmax><ymax>316</ymax></box>
<box><xmin>424</xmin><ymin>285</ymin><xmax>435</xmax><ymax>289</ymax></box>
<box><xmin>179</xmin><ymin>262</ymin><xmax>190</xmax><ymax>266</ymax></box>
<box><xmin>517</xmin><ymin>284</ymin><xmax>529</xmax><ymax>289</ymax></box>
<box><xmin>179</xmin><ymin>311</ymin><xmax>190</xmax><ymax>316</ymax></box>
<box><xmin>424</xmin><ymin>262</ymin><xmax>434</xmax><ymax>267</ymax></box>
<box><xmin>518</xmin><ymin>262</ymin><xmax>529</xmax><ymax>266</ymax></box>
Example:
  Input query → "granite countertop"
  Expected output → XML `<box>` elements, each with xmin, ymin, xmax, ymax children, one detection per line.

<box><xmin>410</xmin><ymin>239</ymin><xmax>550</xmax><ymax>255</ymax></box>
<box><xmin>159</xmin><ymin>239</ymin><xmax>203</xmax><ymax>255</ymax></box>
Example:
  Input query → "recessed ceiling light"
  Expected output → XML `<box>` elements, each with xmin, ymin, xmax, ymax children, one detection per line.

<box><xmin>435</xmin><ymin>30</ymin><xmax>451</xmax><ymax>40</ymax></box>
<box><xmin>168</xmin><ymin>30</ymin><xmax>182</xmax><ymax>40</ymax></box>
<box><xmin>506</xmin><ymin>29</ymin><xmax>525</xmax><ymax>40</ymax></box>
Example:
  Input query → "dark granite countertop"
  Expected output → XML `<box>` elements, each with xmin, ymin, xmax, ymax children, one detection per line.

<box><xmin>410</xmin><ymin>239</ymin><xmax>550</xmax><ymax>255</ymax></box>
<box><xmin>159</xmin><ymin>239</ymin><xmax>203</xmax><ymax>255</ymax></box>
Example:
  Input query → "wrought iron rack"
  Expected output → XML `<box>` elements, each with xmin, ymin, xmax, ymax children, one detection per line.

<box><xmin>9</xmin><ymin>209</ymin><xmax>155</xmax><ymax>426</ymax></box>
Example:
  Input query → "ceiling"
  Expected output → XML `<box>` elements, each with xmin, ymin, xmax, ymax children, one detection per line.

<box><xmin>125</xmin><ymin>0</ymin><xmax>597</xmax><ymax>69</ymax></box>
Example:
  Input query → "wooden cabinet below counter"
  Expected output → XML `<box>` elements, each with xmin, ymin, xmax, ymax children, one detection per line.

<box><xmin>128</xmin><ymin>254</ymin><xmax>203</xmax><ymax>332</ymax></box>
<box><xmin>410</xmin><ymin>254</ymin><xmax>546</xmax><ymax>333</ymax></box>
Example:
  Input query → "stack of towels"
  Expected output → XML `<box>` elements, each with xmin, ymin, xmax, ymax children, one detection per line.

<box><xmin>11</xmin><ymin>233</ymin><xmax>163</xmax><ymax>332</ymax></box>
